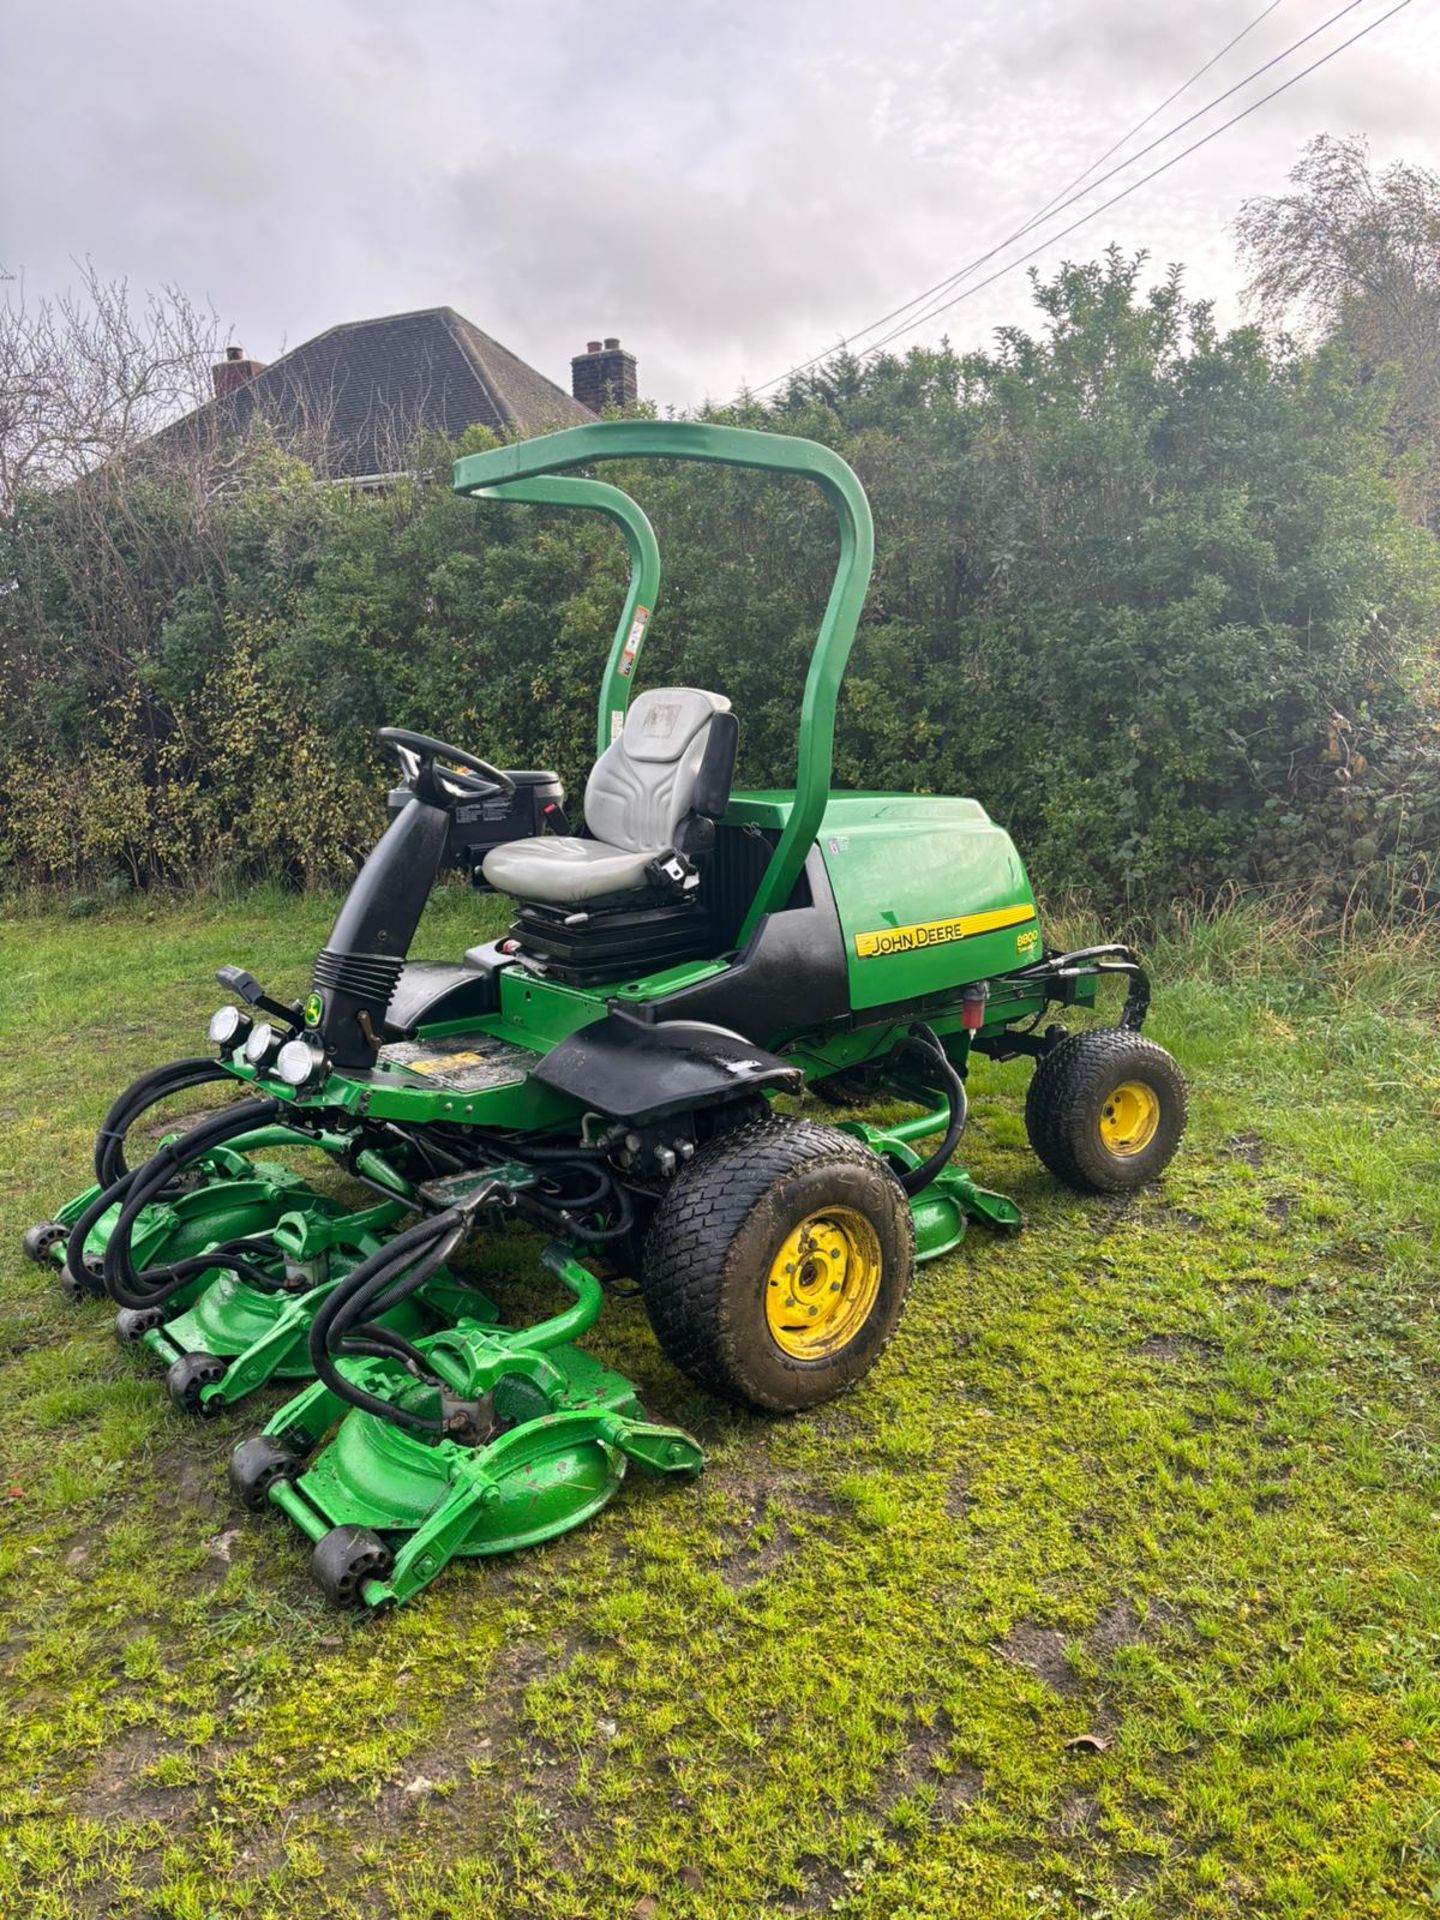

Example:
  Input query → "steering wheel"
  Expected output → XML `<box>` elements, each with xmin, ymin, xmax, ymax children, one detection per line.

<box><xmin>378</xmin><ymin>728</ymin><xmax>517</xmax><ymax>807</ymax></box>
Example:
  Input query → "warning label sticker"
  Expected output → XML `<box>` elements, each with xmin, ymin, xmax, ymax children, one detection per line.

<box><xmin>617</xmin><ymin>604</ymin><xmax>650</xmax><ymax>678</ymax></box>
<box><xmin>405</xmin><ymin>1050</ymin><xmax>485</xmax><ymax>1075</ymax></box>
<box><xmin>379</xmin><ymin>1037</ymin><xmax>537</xmax><ymax>1093</ymax></box>
<box><xmin>854</xmin><ymin>905</ymin><xmax>1036</xmax><ymax>960</ymax></box>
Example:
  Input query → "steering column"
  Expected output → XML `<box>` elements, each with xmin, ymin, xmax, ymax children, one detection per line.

<box><xmin>311</xmin><ymin>731</ymin><xmax>516</xmax><ymax>1071</ymax></box>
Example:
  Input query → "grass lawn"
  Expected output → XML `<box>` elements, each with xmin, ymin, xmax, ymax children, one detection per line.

<box><xmin>0</xmin><ymin>885</ymin><xmax>1438</xmax><ymax>1919</ymax></box>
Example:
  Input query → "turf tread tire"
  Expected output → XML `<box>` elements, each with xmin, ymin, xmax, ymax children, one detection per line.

<box><xmin>640</xmin><ymin>1117</ymin><xmax>914</xmax><ymax>1413</ymax></box>
<box><xmin>1024</xmin><ymin>1028</ymin><xmax>1187</xmax><ymax>1195</ymax></box>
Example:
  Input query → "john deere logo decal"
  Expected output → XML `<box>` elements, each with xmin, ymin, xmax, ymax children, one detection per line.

<box><xmin>854</xmin><ymin>905</ymin><xmax>1036</xmax><ymax>959</ymax></box>
<box><xmin>304</xmin><ymin>992</ymin><xmax>324</xmax><ymax>1028</ymax></box>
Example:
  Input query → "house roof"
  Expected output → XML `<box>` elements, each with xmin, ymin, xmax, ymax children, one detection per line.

<box><xmin>158</xmin><ymin>307</ymin><xmax>590</xmax><ymax>478</ymax></box>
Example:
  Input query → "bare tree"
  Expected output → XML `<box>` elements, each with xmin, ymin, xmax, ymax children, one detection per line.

<box><xmin>0</xmin><ymin>261</ymin><xmax>224</xmax><ymax>504</ymax></box>
<box><xmin>1236</xmin><ymin>135</ymin><xmax>1440</xmax><ymax>526</ymax></box>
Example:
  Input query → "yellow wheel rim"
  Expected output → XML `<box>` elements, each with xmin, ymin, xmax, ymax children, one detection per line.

<box><xmin>765</xmin><ymin>1207</ymin><xmax>884</xmax><ymax>1361</ymax></box>
<box><xmin>1099</xmin><ymin>1080</ymin><xmax>1162</xmax><ymax>1157</ymax></box>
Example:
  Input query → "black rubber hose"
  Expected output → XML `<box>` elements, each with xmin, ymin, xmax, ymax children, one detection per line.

<box><xmin>64</xmin><ymin>1072</ymin><xmax>275</xmax><ymax>1295</ymax></box>
<box><xmin>159</xmin><ymin>1239</ymin><xmax>286</xmax><ymax>1292</ymax></box>
<box><xmin>93</xmin><ymin>1057</ymin><xmax>235</xmax><ymax>1188</ymax></box>
<box><xmin>552</xmin><ymin>1176</ymin><xmax>636</xmax><ymax>1246</ymax></box>
<box><xmin>534</xmin><ymin>1165</ymin><xmax>612</xmax><ymax>1211</ymax></box>
<box><xmin>63</xmin><ymin>1166</ymin><xmax>140</xmax><ymax>1295</ymax></box>
<box><xmin>511</xmin><ymin>1156</ymin><xmax>635</xmax><ymax>1244</ymax></box>
<box><xmin>502</xmin><ymin>1138</ymin><xmax>610</xmax><ymax>1162</ymax></box>
<box><xmin>102</xmin><ymin>1098</ymin><xmax>281</xmax><ymax>1308</ymax></box>
<box><xmin>307</xmin><ymin>1210</ymin><xmax>468</xmax><ymax>1435</ymax></box>
<box><xmin>63</xmin><ymin>1057</ymin><xmax>238</xmax><ymax>1283</ymax></box>
<box><xmin>341</xmin><ymin>1323</ymin><xmax>440</xmax><ymax>1375</ymax></box>
<box><xmin>312</xmin><ymin>1212</ymin><xmax>460</xmax><ymax>1352</ymax></box>
<box><xmin>890</xmin><ymin>1025</ymin><xmax>969</xmax><ymax>1198</ymax></box>
<box><xmin>371</xmin><ymin>1121</ymin><xmax>468</xmax><ymax>1178</ymax></box>
<box><xmin>1115</xmin><ymin>962</ymin><xmax>1152</xmax><ymax>1031</ymax></box>
<box><xmin>320</xmin><ymin>1227</ymin><xmax>466</xmax><ymax>1422</ymax></box>
<box><xmin>320</xmin><ymin>1226</ymin><xmax>462</xmax><ymax>1377</ymax></box>
<box><xmin>102</xmin><ymin>1099</ymin><xmax>283</xmax><ymax>1310</ymax></box>
<box><xmin>67</xmin><ymin>1106</ymin><xmax>243</xmax><ymax>1297</ymax></box>
<box><xmin>1011</xmin><ymin>946</ymin><xmax>1151</xmax><ymax>1033</ymax></box>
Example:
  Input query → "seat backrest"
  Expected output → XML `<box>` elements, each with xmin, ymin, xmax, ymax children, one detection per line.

<box><xmin>585</xmin><ymin>688</ymin><xmax>733</xmax><ymax>853</ymax></box>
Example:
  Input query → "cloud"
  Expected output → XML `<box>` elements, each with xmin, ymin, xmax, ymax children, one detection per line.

<box><xmin>0</xmin><ymin>0</ymin><xmax>1431</xmax><ymax>408</ymax></box>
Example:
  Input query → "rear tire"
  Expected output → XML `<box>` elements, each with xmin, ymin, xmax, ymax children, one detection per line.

<box><xmin>1025</xmin><ymin>1029</ymin><xmax>1186</xmax><ymax>1194</ymax></box>
<box><xmin>640</xmin><ymin>1118</ymin><xmax>914</xmax><ymax>1413</ymax></box>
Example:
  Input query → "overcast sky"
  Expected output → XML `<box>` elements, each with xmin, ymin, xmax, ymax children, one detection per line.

<box><xmin>2</xmin><ymin>0</ymin><xmax>1436</xmax><ymax>412</ymax></box>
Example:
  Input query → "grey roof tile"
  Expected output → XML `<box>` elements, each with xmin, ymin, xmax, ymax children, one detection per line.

<box><xmin>156</xmin><ymin>306</ymin><xmax>589</xmax><ymax>476</ymax></box>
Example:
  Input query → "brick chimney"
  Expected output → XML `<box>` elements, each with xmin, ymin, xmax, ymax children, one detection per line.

<box><xmin>571</xmin><ymin>336</ymin><xmax>637</xmax><ymax>413</ymax></box>
<box><xmin>212</xmin><ymin>344</ymin><xmax>266</xmax><ymax>399</ymax></box>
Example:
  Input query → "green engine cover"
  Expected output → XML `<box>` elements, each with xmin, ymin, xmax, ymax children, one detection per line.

<box><xmin>812</xmin><ymin>795</ymin><xmax>1039</xmax><ymax>1010</ymax></box>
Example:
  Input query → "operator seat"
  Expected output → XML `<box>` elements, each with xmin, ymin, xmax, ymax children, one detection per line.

<box><xmin>482</xmin><ymin>688</ymin><xmax>737</xmax><ymax>910</ymax></box>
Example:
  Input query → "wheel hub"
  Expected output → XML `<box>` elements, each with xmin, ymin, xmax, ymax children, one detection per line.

<box><xmin>765</xmin><ymin>1207</ymin><xmax>883</xmax><ymax>1360</ymax></box>
<box><xmin>1098</xmin><ymin>1080</ymin><xmax>1161</xmax><ymax>1156</ymax></box>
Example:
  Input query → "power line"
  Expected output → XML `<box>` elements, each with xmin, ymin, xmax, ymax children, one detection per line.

<box><xmin>856</xmin><ymin>0</ymin><xmax>1408</xmax><ymax>360</ymax></box>
<box><xmin>749</xmin><ymin>0</ymin><xmax>1376</xmax><ymax>396</ymax></box>
<box><xmin>754</xmin><ymin>0</ymin><xmax>1361</xmax><ymax>392</ymax></box>
<box><xmin>1021</xmin><ymin>0</ymin><xmax>1286</xmax><ymax>234</ymax></box>
<box><xmin>869</xmin><ymin>0</ymin><xmax>1292</xmax><ymax>360</ymax></box>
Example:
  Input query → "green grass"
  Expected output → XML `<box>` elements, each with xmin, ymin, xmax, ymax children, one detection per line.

<box><xmin>1</xmin><ymin>884</ymin><xmax>1438</xmax><ymax>1917</ymax></box>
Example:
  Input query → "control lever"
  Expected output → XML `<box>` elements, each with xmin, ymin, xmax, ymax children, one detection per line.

<box><xmin>215</xmin><ymin>965</ymin><xmax>302</xmax><ymax>1028</ymax></box>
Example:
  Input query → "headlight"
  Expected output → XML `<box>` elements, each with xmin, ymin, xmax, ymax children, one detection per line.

<box><xmin>276</xmin><ymin>1036</ymin><xmax>327</xmax><ymax>1091</ymax></box>
<box><xmin>208</xmin><ymin>1004</ymin><xmax>252</xmax><ymax>1053</ymax></box>
<box><xmin>243</xmin><ymin>1021</ymin><xmax>282</xmax><ymax>1069</ymax></box>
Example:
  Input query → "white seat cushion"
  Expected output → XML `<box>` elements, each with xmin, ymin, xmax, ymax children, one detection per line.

<box><xmin>482</xmin><ymin>688</ymin><xmax>733</xmax><ymax>911</ymax></box>
<box><xmin>482</xmin><ymin>836</ymin><xmax>657</xmax><ymax>907</ymax></box>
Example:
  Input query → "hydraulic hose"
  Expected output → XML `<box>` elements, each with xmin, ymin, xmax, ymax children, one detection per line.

<box><xmin>307</xmin><ymin>1209</ymin><xmax>469</xmax><ymax>1435</ymax></box>
<box><xmin>63</xmin><ymin>1165</ymin><xmax>143</xmax><ymax>1296</ymax></box>
<box><xmin>530</xmin><ymin>1174</ymin><xmax>635</xmax><ymax>1246</ymax></box>
<box><xmin>502</xmin><ymin>1137</ymin><xmax>636</xmax><ymax>1245</ymax></box>
<box><xmin>890</xmin><ymin>1025</ymin><xmax>968</xmax><ymax>1198</ymax></box>
<box><xmin>1012</xmin><ymin>945</ymin><xmax>1152</xmax><ymax>1031</ymax></box>
<box><xmin>62</xmin><ymin>1057</ymin><xmax>253</xmax><ymax>1291</ymax></box>
<box><xmin>101</xmin><ymin>1098</ymin><xmax>284</xmax><ymax>1310</ymax></box>
<box><xmin>93</xmin><ymin>1057</ymin><xmax>234</xmax><ymax>1188</ymax></box>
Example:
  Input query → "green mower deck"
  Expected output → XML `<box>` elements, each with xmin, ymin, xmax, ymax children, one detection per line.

<box><xmin>237</xmin><ymin>1247</ymin><xmax>703</xmax><ymax>1609</ymax></box>
<box><xmin>46</xmin><ymin>1135</ymin><xmax>475</xmax><ymax>1414</ymax></box>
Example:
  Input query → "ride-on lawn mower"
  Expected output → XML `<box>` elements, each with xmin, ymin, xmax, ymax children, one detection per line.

<box><xmin>26</xmin><ymin>422</ymin><xmax>1186</xmax><ymax>1609</ymax></box>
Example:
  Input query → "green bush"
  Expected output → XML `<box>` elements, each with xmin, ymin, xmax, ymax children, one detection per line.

<box><xmin>1</xmin><ymin>255</ymin><xmax>1435</xmax><ymax>909</ymax></box>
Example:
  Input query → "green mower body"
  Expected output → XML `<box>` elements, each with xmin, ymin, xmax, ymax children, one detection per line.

<box><xmin>30</xmin><ymin>421</ymin><xmax>1186</xmax><ymax>1608</ymax></box>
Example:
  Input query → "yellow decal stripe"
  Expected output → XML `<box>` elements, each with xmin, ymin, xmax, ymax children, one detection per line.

<box><xmin>854</xmin><ymin>905</ymin><xmax>1036</xmax><ymax>959</ymax></box>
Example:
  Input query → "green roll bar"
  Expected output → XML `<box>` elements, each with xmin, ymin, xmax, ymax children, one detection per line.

<box><xmin>475</xmin><ymin>475</ymin><xmax>661</xmax><ymax>759</ymax></box>
<box><xmin>454</xmin><ymin>421</ymin><xmax>875</xmax><ymax>941</ymax></box>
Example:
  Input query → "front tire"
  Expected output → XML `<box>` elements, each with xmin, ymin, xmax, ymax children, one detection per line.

<box><xmin>640</xmin><ymin>1119</ymin><xmax>914</xmax><ymax>1413</ymax></box>
<box><xmin>1025</xmin><ymin>1029</ymin><xmax>1187</xmax><ymax>1194</ymax></box>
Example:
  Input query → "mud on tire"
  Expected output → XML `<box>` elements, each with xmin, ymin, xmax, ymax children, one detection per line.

<box><xmin>640</xmin><ymin>1118</ymin><xmax>914</xmax><ymax>1413</ymax></box>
